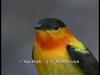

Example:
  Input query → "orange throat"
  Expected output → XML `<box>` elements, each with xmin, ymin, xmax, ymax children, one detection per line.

<box><xmin>35</xmin><ymin>30</ymin><xmax>73</xmax><ymax>50</ymax></box>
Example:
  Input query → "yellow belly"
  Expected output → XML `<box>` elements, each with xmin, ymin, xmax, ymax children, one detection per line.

<box><xmin>33</xmin><ymin>46</ymin><xmax>85</xmax><ymax>75</ymax></box>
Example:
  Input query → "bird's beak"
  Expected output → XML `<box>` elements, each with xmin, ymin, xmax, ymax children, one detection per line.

<box><xmin>34</xmin><ymin>24</ymin><xmax>41</xmax><ymax>30</ymax></box>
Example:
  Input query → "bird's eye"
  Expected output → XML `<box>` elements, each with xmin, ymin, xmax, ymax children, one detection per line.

<box><xmin>54</xmin><ymin>25</ymin><xmax>59</xmax><ymax>30</ymax></box>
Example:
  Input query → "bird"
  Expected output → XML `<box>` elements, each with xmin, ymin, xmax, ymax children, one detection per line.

<box><xmin>32</xmin><ymin>18</ymin><xmax>98</xmax><ymax>75</ymax></box>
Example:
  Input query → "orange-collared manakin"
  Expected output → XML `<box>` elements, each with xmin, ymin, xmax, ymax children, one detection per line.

<box><xmin>32</xmin><ymin>18</ymin><xmax>98</xmax><ymax>75</ymax></box>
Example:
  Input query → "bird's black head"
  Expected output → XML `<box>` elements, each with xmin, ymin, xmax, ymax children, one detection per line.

<box><xmin>34</xmin><ymin>18</ymin><xmax>66</xmax><ymax>30</ymax></box>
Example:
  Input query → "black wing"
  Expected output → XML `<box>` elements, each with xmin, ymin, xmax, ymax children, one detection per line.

<box><xmin>67</xmin><ymin>45</ymin><xmax>99</xmax><ymax>75</ymax></box>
